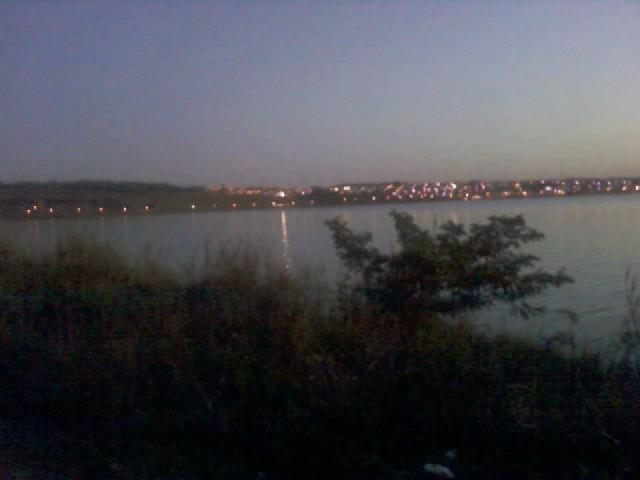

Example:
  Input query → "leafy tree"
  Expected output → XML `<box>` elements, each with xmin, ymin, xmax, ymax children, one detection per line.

<box><xmin>326</xmin><ymin>211</ymin><xmax>572</xmax><ymax>317</ymax></box>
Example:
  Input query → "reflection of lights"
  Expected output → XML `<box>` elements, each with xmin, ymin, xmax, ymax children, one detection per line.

<box><xmin>99</xmin><ymin>207</ymin><xmax>104</xmax><ymax>213</ymax></box>
<box><xmin>145</xmin><ymin>205</ymin><xmax>150</xmax><ymax>212</ymax></box>
<box><xmin>122</xmin><ymin>207</ymin><xmax>127</xmax><ymax>213</ymax></box>
<box><xmin>232</xmin><ymin>203</ymin><xmax>237</xmax><ymax>208</ymax></box>
<box><xmin>26</xmin><ymin>209</ymin><xmax>32</xmax><ymax>215</ymax></box>
<box><xmin>252</xmin><ymin>202</ymin><xmax>257</xmax><ymax>207</ymax></box>
<box><xmin>76</xmin><ymin>207</ymin><xmax>81</xmax><ymax>213</ymax></box>
<box><xmin>280</xmin><ymin>210</ymin><xmax>292</xmax><ymax>271</ymax></box>
<box><xmin>48</xmin><ymin>208</ymin><xmax>54</xmax><ymax>214</ymax></box>
<box><xmin>33</xmin><ymin>205</ymin><xmax>38</xmax><ymax>211</ymax></box>
<box><xmin>191</xmin><ymin>204</ymin><xmax>196</xmax><ymax>210</ymax></box>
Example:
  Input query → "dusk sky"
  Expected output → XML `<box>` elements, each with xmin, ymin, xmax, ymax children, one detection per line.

<box><xmin>2</xmin><ymin>1</ymin><xmax>639</xmax><ymax>187</ymax></box>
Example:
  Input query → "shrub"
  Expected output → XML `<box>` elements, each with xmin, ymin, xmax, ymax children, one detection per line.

<box><xmin>1</xmin><ymin>229</ymin><xmax>640</xmax><ymax>479</ymax></box>
<box><xmin>327</xmin><ymin>211</ymin><xmax>572</xmax><ymax>317</ymax></box>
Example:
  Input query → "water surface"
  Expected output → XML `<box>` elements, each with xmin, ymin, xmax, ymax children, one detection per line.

<box><xmin>3</xmin><ymin>195</ymin><xmax>640</xmax><ymax>346</ymax></box>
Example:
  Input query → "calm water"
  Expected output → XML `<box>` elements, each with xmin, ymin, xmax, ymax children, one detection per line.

<box><xmin>3</xmin><ymin>194</ymin><xmax>640</xmax><ymax>346</ymax></box>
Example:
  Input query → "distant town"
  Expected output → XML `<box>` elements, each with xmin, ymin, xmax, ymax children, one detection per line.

<box><xmin>0</xmin><ymin>176</ymin><xmax>639</xmax><ymax>218</ymax></box>
<box><xmin>230</xmin><ymin>176</ymin><xmax>640</xmax><ymax>204</ymax></box>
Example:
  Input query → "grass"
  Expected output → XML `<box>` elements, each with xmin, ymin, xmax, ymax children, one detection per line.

<box><xmin>0</xmin><ymin>236</ymin><xmax>639</xmax><ymax>479</ymax></box>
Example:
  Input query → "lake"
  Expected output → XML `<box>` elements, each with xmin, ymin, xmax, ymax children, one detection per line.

<box><xmin>2</xmin><ymin>194</ymin><xmax>640</xmax><ymax>347</ymax></box>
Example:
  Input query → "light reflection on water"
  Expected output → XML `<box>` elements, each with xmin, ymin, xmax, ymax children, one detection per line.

<box><xmin>2</xmin><ymin>194</ymin><xmax>640</xmax><ymax>346</ymax></box>
<box><xmin>280</xmin><ymin>210</ymin><xmax>292</xmax><ymax>271</ymax></box>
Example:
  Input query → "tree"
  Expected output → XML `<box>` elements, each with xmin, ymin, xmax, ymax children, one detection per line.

<box><xmin>326</xmin><ymin>211</ymin><xmax>572</xmax><ymax>317</ymax></box>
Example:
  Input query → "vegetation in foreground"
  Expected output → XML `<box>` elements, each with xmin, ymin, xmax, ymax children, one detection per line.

<box><xmin>0</xmin><ymin>212</ymin><xmax>639</xmax><ymax>479</ymax></box>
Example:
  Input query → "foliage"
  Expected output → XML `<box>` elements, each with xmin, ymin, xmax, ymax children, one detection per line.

<box><xmin>327</xmin><ymin>211</ymin><xmax>572</xmax><ymax>317</ymax></box>
<box><xmin>0</xmin><ymin>234</ymin><xmax>639</xmax><ymax>479</ymax></box>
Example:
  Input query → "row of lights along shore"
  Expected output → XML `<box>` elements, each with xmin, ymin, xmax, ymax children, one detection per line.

<box><xmin>22</xmin><ymin>202</ymin><xmax>302</xmax><ymax>216</ymax></box>
<box><xmin>25</xmin><ymin>205</ymin><xmax>164</xmax><ymax>215</ymax></box>
<box><xmin>15</xmin><ymin>184</ymin><xmax>640</xmax><ymax>216</ymax></box>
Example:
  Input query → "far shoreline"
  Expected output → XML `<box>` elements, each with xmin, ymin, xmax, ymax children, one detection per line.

<box><xmin>1</xmin><ymin>188</ymin><xmax>638</xmax><ymax>222</ymax></box>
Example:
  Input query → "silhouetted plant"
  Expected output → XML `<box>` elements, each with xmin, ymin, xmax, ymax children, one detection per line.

<box><xmin>620</xmin><ymin>268</ymin><xmax>640</xmax><ymax>378</ymax></box>
<box><xmin>327</xmin><ymin>211</ymin><xmax>572</xmax><ymax>317</ymax></box>
<box><xmin>2</xmin><ymin>233</ymin><xmax>640</xmax><ymax>479</ymax></box>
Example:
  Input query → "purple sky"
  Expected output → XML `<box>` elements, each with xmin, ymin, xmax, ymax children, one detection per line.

<box><xmin>1</xmin><ymin>1</ymin><xmax>639</xmax><ymax>186</ymax></box>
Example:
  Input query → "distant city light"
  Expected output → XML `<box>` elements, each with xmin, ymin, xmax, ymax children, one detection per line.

<box><xmin>3</xmin><ymin>177</ymin><xmax>640</xmax><ymax>219</ymax></box>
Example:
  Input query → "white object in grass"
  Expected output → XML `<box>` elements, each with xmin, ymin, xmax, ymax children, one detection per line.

<box><xmin>424</xmin><ymin>463</ymin><xmax>455</xmax><ymax>478</ymax></box>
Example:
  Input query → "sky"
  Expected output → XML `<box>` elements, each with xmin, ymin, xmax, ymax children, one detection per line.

<box><xmin>1</xmin><ymin>1</ymin><xmax>639</xmax><ymax>187</ymax></box>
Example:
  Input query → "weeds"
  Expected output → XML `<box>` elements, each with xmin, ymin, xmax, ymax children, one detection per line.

<box><xmin>0</xmin><ymin>234</ymin><xmax>638</xmax><ymax>479</ymax></box>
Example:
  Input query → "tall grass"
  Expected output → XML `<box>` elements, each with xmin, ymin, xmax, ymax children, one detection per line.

<box><xmin>0</xmin><ymin>236</ymin><xmax>639</xmax><ymax>479</ymax></box>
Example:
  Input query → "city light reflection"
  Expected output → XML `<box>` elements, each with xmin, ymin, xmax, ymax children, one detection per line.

<box><xmin>280</xmin><ymin>210</ymin><xmax>292</xmax><ymax>272</ymax></box>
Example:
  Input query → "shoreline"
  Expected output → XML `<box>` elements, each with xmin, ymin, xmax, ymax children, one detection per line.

<box><xmin>0</xmin><ymin>189</ymin><xmax>638</xmax><ymax>221</ymax></box>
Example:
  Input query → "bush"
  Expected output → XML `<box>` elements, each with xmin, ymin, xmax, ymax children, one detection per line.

<box><xmin>0</xmin><ymin>227</ymin><xmax>639</xmax><ymax>479</ymax></box>
<box><xmin>327</xmin><ymin>211</ymin><xmax>572</xmax><ymax>317</ymax></box>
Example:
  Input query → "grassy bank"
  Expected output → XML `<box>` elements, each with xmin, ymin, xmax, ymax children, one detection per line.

<box><xmin>0</xmin><ymin>235</ymin><xmax>639</xmax><ymax>479</ymax></box>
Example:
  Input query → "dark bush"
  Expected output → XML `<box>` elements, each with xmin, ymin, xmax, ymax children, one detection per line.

<box><xmin>0</xmin><ymin>221</ymin><xmax>637</xmax><ymax>479</ymax></box>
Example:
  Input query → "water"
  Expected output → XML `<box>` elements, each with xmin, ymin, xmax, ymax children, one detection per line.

<box><xmin>2</xmin><ymin>194</ymin><xmax>640</xmax><ymax>346</ymax></box>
